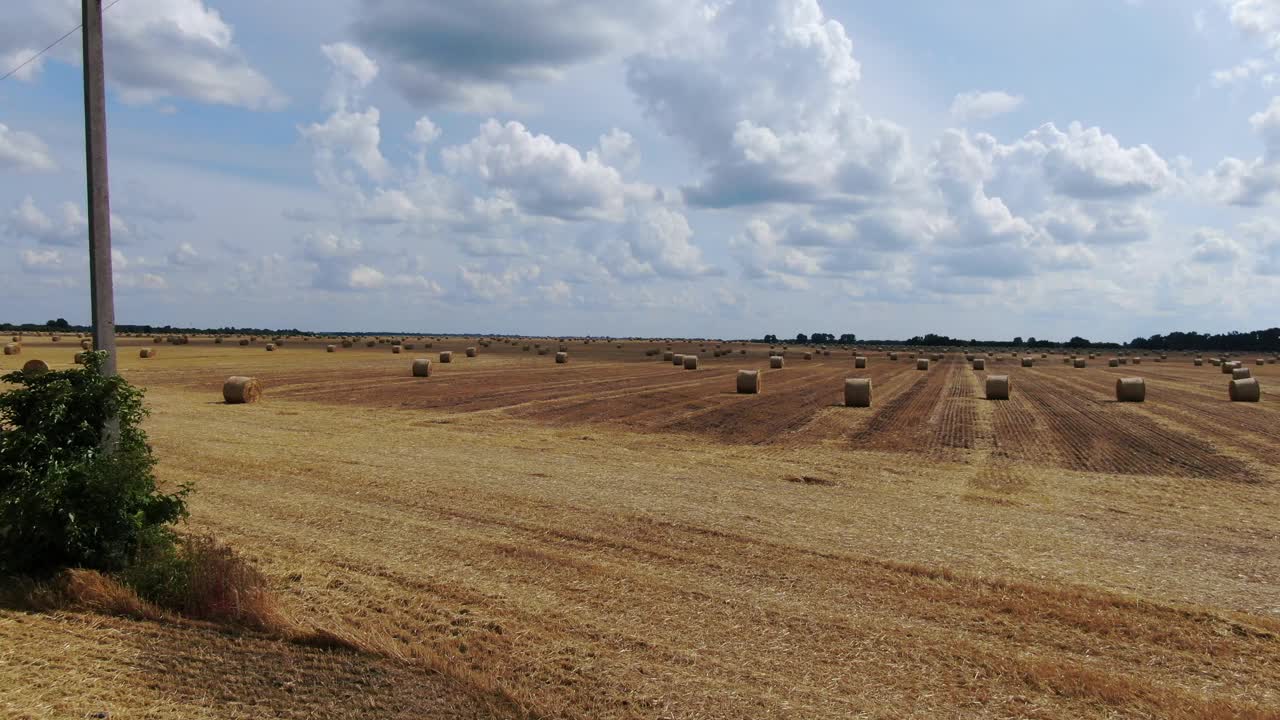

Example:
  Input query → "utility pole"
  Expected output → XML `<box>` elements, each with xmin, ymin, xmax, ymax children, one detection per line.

<box><xmin>82</xmin><ymin>0</ymin><xmax>117</xmax><ymax>376</ymax></box>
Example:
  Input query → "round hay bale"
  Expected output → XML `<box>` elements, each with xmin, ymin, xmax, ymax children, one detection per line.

<box><xmin>555</xmin><ymin>351</ymin><xmax>568</xmax><ymax>364</ymax></box>
<box><xmin>403</xmin><ymin>343</ymin><xmax>415</xmax><ymax>350</ymax></box>
<box><xmin>139</xmin><ymin>348</ymin><xmax>154</xmax><ymax>359</ymax></box>
<box><xmin>662</xmin><ymin>351</ymin><xmax>674</xmax><ymax>361</ymax></box>
<box><xmin>803</xmin><ymin>352</ymin><xmax>813</xmax><ymax>360</ymax></box>
<box><xmin>1118</xmin><ymin>358</ymin><xmax>1128</xmax><ymax>365</ymax></box>
<box><xmin>439</xmin><ymin>351</ymin><xmax>453</xmax><ymax>363</ymax></box>
<box><xmin>79</xmin><ymin>339</ymin><xmax>92</xmax><ymax>350</ymax></box>
<box><xmin>854</xmin><ymin>356</ymin><xmax>867</xmax><ymax>368</ymax></box>
<box><xmin>325</xmin><ymin>344</ymin><xmax>337</xmax><ymax>353</ymax></box>
<box><xmin>412</xmin><ymin>358</ymin><xmax>432</xmax><ymax>377</ymax></box>
<box><xmin>1109</xmin><ymin>359</ymin><xmax>1119</xmax><ymax>367</ymax></box>
<box><xmin>1073</xmin><ymin>358</ymin><xmax>1087</xmax><ymax>368</ymax></box>
<box><xmin>1229</xmin><ymin>377</ymin><xmax>1261</xmax><ymax>402</ymax></box>
<box><xmin>1257</xmin><ymin>359</ymin><xmax>1266</xmax><ymax>366</ymax></box>
<box><xmin>972</xmin><ymin>358</ymin><xmax>986</xmax><ymax>370</ymax></box>
<box><xmin>73</xmin><ymin>352</ymin><xmax>87</xmax><ymax>364</ymax></box>
<box><xmin>51</xmin><ymin>336</ymin><xmax>60</xmax><ymax>342</ymax></box>
<box><xmin>683</xmin><ymin>355</ymin><xmax>699</xmax><ymax>370</ymax></box>
<box><xmin>985</xmin><ymin>375</ymin><xmax>1010</xmax><ymax>400</ymax></box>
<box><xmin>736</xmin><ymin>369</ymin><xmax>761</xmax><ymax>394</ymax></box>
<box><xmin>265</xmin><ymin>343</ymin><xmax>276</xmax><ymax>352</ymax></box>
<box><xmin>537</xmin><ymin>348</ymin><xmax>549</xmax><ymax>355</ymax></box>
<box><xmin>341</xmin><ymin>340</ymin><xmax>353</xmax><ymax>348</ymax></box>
<box><xmin>889</xmin><ymin>352</ymin><xmax>898</xmax><ymax>361</ymax></box>
<box><xmin>844</xmin><ymin>378</ymin><xmax>872</xmax><ymax>407</ymax></box>
<box><xmin>466</xmin><ymin>346</ymin><xmax>477</xmax><ymax>358</ymax></box>
<box><xmin>392</xmin><ymin>345</ymin><xmax>402</xmax><ymax>354</ymax></box>
<box><xmin>1115</xmin><ymin>377</ymin><xmax>1146</xmax><ymax>402</ymax></box>
<box><xmin>770</xmin><ymin>355</ymin><xmax>784</xmax><ymax>369</ymax></box>
<box><xmin>1021</xmin><ymin>357</ymin><xmax>1033</xmax><ymax>367</ymax></box>
<box><xmin>916</xmin><ymin>359</ymin><xmax>930</xmax><ymax>371</ymax></box>
<box><xmin>1233</xmin><ymin>367</ymin><xmax>1252</xmax><ymax>380</ymax></box>
<box><xmin>1222</xmin><ymin>361</ymin><xmax>1238</xmax><ymax>374</ymax></box>
<box><xmin>1132</xmin><ymin>358</ymin><xmax>1142</xmax><ymax>365</ymax></box>
<box><xmin>672</xmin><ymin>354</ymin><xmax>685</xmax><ymax>366</ymax></box>
<box><xmin>239</xmin><ymin>339</ymin><xmax>249</xmax><ymax>346</ymax></box>
<box><xmin>1194</xmin><ymin>358</ymin><xmax>1204</xmax><ymax>366</ymax></box>
<box><xmin>223</xmin><ymin>376</ymin><xmax>262</xmax><ymax>404</ymax></box>
<box><xmin>153</xmin><ymin>337</ymin><xmax>163</xmax><ymax>344</ymax></box>
<box><xmin>22</xmin><ymin>359</ymin><xmax>50</xmax><ymax>375</ymax></box>
<box><xmin>3</xmin><ymin>343</ymin><xmax>20</xmax><ymax>355</ymax></box>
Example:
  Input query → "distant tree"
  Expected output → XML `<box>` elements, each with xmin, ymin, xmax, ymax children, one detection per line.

<box><xmin>1012</xmin><ymin>336</ymin><xmax>1023</xmax><ymax>346</ymax></box>
<box><xmin>839</xmin><ymin>333</ymin><xmax>857</xmax><ymax>344</ymax></box>
<box><xmin>763</xmin><ymin>334</ymin><xmax>778</xmax><ymax>343</ymax></box>
<box><xmin>795</xmin><ymin>333</ymin><xmax>809</xmax><ymax>343</ymax></box>
<box><xmin>1067</xmin><ymin>336</ymin><xmax>1090</xmax><ymax>348</ymax></box>
<box><xmin>46</xmin><ymin>318</ymin><xmax>70</xmax><ymax>329</ymax></box>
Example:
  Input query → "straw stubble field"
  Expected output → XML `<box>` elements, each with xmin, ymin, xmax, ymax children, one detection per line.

<box><xmin>2</xmin><ymin>336</ymin><xmax>1279</xmax><ymax>719</ymax></box>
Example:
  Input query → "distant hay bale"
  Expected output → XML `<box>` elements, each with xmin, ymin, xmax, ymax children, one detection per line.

<box><xmin>770</xmin><ymin>355</ymin><xmax>784</xmax><ymax>369</ymax></box>
<box><xmin>465</xmin><ymin>347</ymin><xmax>477</xmax><ymax>357</ymax></box>
<box><xmin>403</xmin><ymin>343</ymin><xmax>415</xmax><ymax>350</ymax></box>
<box><xmin>1115</xmin><ymin>377</ymin><xmax>1146</xmax><ymax>402</ymax></box>
<box><xmin>1258</xmin><ymin>359</ymin><xmax>1266</xmax><ymax>366</ymax></box>
<box><xmin>222</xmin><ymin>376</ymin><xmax>262</xmax><ymax>404</ymax></box>
<box><xmin>972</xmin><ymin>358</ymin><xmax>985</xmax><ymax>370</ymax></box>
<box><xmin>22</xmin><ymin>359</ymin><xmax>50</xmax><ymax>376</ymax></box>
<box><xmin>139</xmin><ymin>348</ymin><xmax>154</xmax><ymax>359</ymax></box>
<box><xmin>326</xmin><ymin>345</ymin><xmax>336</xmax><ymax>352</ymax></box>
<box><xmin>1232</xmin><ymin>367</ymin><xmax>1252</xmax><ymax>380</ymax></box>
<box><xmin>51</xmin><ymin>336</ymin><xmax>60</xmax><ymax>342</ymax></box>
<box><xmin>1194</xmin><ymin>358</ymin><xmax>1204</xmax><ymax>366</ymax></box>
<box><xmin>844</xmin><ymin>378</ymin><xmax>872</xmax><ymax>407</ymax></box>
<box><xmin>3</xmin><ymin>343</ymin><xmax>19</xmax><ymax>356</ymax></box>
<box><xmin>985</xmin><ymin>375</ymin><xmax>1010</xmax><ymax>400</ymax></box>
<box><xmin>683</xmin><ymin>355</ymin><xmax>699</xmax><ymax>370</ymax></box>
<box><xmin>1109</xmin><ymin>359</ymin><xmax>1119</xmax><ymax>367</ymax></box>
<box><xmin>1021</xmin><ymin>357</ymin><xmax>1033</xmax><ymax>367</ymax></box>
<box><xmin>440</xmin><ymin>351</ymin><xmax>453</xmax><ymax>363</ymax></box>
<box><xmin>366</xmin><ymin>340</ymin><xmax>377</xmax><ymax>348</ymax></box>
<box><xmin>916</xmin><ymin>359</ymin><xmax>929</xmax><ymax>370</ymax></box>
<box><xmin>661</xmin><ymin>350</ymin><xmax>674</xmax><ymax>361</ymax></box>
<box><xmin>537</xmin><ymin>348</ymin><xmax>549</xmax><ymax>355</ymax></box>
<box><xmin>740</xmin><ymin>349</ymin><xmax>747</xmax><ymax>355</ymax></box>
<box><xmin>73</xmin><ymin>352</ymin><xmax>87</xmax><ymax>364</ymax></box>
<box><xmin>558</xmin><ymin>343</ymin><xmax>568</xmax><ymax>352</ymax></box>
<box><xmin>392</xmin><ymin>345</ymin><xmax>402</xmax><ymax>354</ymax></box>
<box><xmin>889</xmin><ymin>352</ymin><xmax>898</xmax><ymax>361</ymax></box>
<box><xmin>1118</xmin><ymin>358</ymin><xmax>1128</xmax><ymax>365</ymax></box>
<box><xmin>412</xmin><ymin>358</ymin><xmax>432</xmax><ymax>377</ymax></box>
<box><xmin>672</xmin><ymin>353</ymin><xmax>685</xmax><ymax>366</ymax></box>
<box><xmin>153</xmin><ymin>337</ymin><xmax>163</xmax><ymax>344</ymax></box>
<box><xmin>736</xmin><ymin>369</ymin><xmax>761</xmax><ymax>394</ymax></box>
<box><xmin>214</xmin><ymin>337</ymin><xmax>223</xmax><ymax>344</ymax></box>
<box><xmin>1210</xmin><ymin>358</ymin><xmax>1221</xmax><ymax>366</ymax></box>
<box><xmin>1229</xmin><ymin>377</ymin><xmax>1261</xmax><ymax>402</ymax></box>
<box><xmin>80</xmin><ymin>339</ymin><xmax>92</xmax><ymax>350</ymax></box>
<box><xmin>803</xmin><ymin>352</ymin><xmax>813</xmax><ymax>360</ymax></box>
<box><xmin>1132</xmin><ymin>358</ymin><xmax>1142</xmax><ymax>365</ymax></box>
<box><xmin>265</xmin><ymin>343</ymin><xmax>276</xmax><ymax>352</ymax></box>
<box><xmin>1073</xmin><ymin>358</ymin><xmax>1087</xmax><ymax>368</ymax></box>
<box><xmin>555</xmin><ymin>351</ymin><xmax>568</xmax><ymax>364</ymax></box>
<box><xmin>239</xmin><ymin>339</ymin><xmax>249</xmax><ymax>346</ymax></box>
<box><xmin>855</xmin><ymin>356</ymin><xmax>867</xmax><ymax>368</ymax></box>
<box><xmin>1222</xmin><ymin>361</ymin><xmax>1237</xmax><ymax>374</ymax></box>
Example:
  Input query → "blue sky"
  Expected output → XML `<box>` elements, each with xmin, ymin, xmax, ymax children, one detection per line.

<box><xmin>3</xmin><ymin>0</ymin><xmax>1280</xmax><ymax>341</ymax></box>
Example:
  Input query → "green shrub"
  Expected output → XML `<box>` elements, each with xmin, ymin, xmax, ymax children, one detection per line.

<box><xmin>0</xmin><ymin>351</ymin><xmax>188</xmax><ymax>576</ymax></box>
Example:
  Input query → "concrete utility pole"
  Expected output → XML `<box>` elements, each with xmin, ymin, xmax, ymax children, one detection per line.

<box><xmin>82</xmin><ymin>0</ymin><xmax>117</xmax><ymax>376</ymax></box>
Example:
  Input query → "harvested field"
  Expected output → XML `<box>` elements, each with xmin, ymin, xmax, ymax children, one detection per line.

<box><xmin>2</xmin><ymin>337</ymin><xmax>1279</xmax><ymax>719</ymax></box>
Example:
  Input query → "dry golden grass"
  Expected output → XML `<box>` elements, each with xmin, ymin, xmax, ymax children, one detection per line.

<box><xmin>2</xmin><ymin>336</ymin><xmax>1279</xmax><ymax>718</ymax></box>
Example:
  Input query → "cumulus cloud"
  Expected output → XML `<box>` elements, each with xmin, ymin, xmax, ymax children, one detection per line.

<box><xmin>168</xmin><ymin>242</ymin><xmax>201</xmax><ymax>267</ymax></box>
<box><xmin>949</xmin><ymin>90</ymin><xmax>1024</xmax><ymax>121</ymax></box>
<box><xmin>626</xmin><ymin>0</ymin><xmax>915</xmax><ymax>208</ymax></box>
<box><xmin>19</xmin><ymin>248</ymin><xmax>64</xmax><ymax>272</ymax></box>
<box><xmin>442</xmin><ymin>119</ymin><xmax>630</xmax><ymax>221</ymax></box>
<box><xmin>7</xmin><ymin>196</ymin><xmax>130</xmax><ymax>246</ymax></box>
<box><xmin>458</xmin><ymin>264</ymin><xmax>542</xmax><ymax>302</ymax></box>
<box><xmin>0</xmin><ymin>123</ymin><xmax>56</xmax><ymax>172</ymax></box>
<box><xmin>0</xmin><ymin>0</ymin><xmax>283</xmax><ymax>109</ymax></box>
<box><xmin>1189</xmin><ymin>228</ymin><xmax>1244</xmax><ymax>264</ymax></box>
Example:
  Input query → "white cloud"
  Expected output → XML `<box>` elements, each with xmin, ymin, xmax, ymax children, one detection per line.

<box><xmin>1210</xmin><ymin>58</ymin><xmax>1267</xmax><ymax>87</ymax></box>
<box><xmin>1189</xmin><ymin>228</ymin><xmax>1244</xmax><ymax>264</ymax></box>
<box><xmin>626</xmin><ymin>0</ymin><xmax>915</xmax><ymax>208</ymax></box>
<box><xmin>348</xmin><ymin>264</ymin><xmax>386</xmax><ymax>289</ymax></box>
<box><xmin>458</xmin><ymin>264</ymin><xmax>542</xmax><ymax>302</ymax></box>
<box><xmin>442</xmin><ymin>119</ymin><xmax>630</xmax><ymax>221</ymax></box>
<box><xmin>6</xmin><ymin>196</ymin><xmax>130</xmax><ymax>246</ymax></box>
<box><xmin>597</xmin><ymin>128</ymin><xmax>639</xmax><ymax>172</ymax></box>
<box><xmin>0</xmin><ymin>0</ymin><xmax>284</xmax><ymax>109</ymax></box>
<box><xmin>19</xmin><ymin>248</ymin><xmax>63</xmax><ymax>272</ymax></box>
<box><xmin>0</xmin><ymin>123</ymin><xmax>56</xmax><ymax>172</ymax></box>
<box><xmin>168</xmin><ymin>242</ymin><xmax>201</xmax><ymax>267</ymax></box>
<box><xmin>409</xmin><ymin>116</ymin><xmax>443</xmax><ymax>145</ymax></box>
<box><xmin>949</xmin><ymin>91</ymin><xmax>1024</xmax><ymax>121</ymax></box>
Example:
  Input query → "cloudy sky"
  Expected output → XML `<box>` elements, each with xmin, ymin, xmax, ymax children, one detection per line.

<box><xmin>2</xmin><ymin>0</ymin><xmax>1279</xmax><ymax>340</ymax></box>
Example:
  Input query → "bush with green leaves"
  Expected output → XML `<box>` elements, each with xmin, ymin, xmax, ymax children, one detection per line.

<box><xmin>0</xmin><ymin>351</ymin><xmax>188</xmax><ymax>576</ymax></box>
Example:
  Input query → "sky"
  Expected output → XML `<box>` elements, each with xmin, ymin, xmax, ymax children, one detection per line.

<box><xmin>2</xmin><ymin>0</ymin><xmax>1280</xmax><ymax>341</ymax></box>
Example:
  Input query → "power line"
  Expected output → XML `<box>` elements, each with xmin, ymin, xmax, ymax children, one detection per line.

<box><xmin>0</xmin><ymin>0</ymin><xmax>124</xmax><ymax>83</ymax></box>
